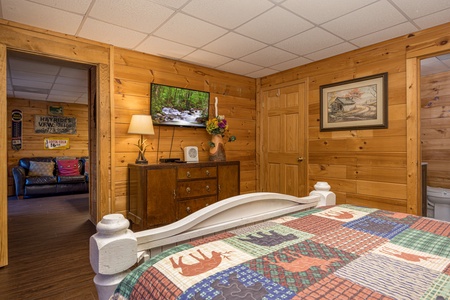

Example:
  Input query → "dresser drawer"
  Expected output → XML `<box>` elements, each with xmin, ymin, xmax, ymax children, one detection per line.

<box><xmin>177</xmin><ymin>178</ymin><xmax>217</xmax><ymax>199</ymax></box>
<box><xmin>177</xmin><ymin>166</ymin><xmax>217</xmax><ymax>180</ymax></box>
<box><xmin>177</xmin><ymin>196</ymin><xmax>217</xmax><ymax>219</ymax></box>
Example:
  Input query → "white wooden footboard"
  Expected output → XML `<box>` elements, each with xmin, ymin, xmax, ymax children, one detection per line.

<box><xmin>90</xmin><ymin>181</ymin><xmax>335</xmax><ymax>300</ymax></box>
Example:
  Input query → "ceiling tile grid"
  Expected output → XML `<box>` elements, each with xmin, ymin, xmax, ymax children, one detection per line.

<box><xmin>1</xmin><ymin>0</ymin><xmax>449</xmax><ymax>103</ymax></box>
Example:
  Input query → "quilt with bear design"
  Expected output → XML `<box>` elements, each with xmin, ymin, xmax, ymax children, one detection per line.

<box><xmin>112</xmin><ymin>204</ymin><xmax>450</xmax><ymax>300</ymax></box>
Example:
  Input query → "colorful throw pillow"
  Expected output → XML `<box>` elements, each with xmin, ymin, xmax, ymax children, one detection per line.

<box><xmin>57</xmin><ymin>159</ymin><xmax>80</xmax><ymax>176</ymax></box>
<box><xmin>28</xmin><ymin>161</ymin><xmax>55</xmax><ymax>177</ymax></box>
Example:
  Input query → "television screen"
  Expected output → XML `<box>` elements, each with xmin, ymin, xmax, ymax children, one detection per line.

<box><xmin>150</xmin><ymin>83</ymin><xmax>209</xmax><ymax>128</ymax></box>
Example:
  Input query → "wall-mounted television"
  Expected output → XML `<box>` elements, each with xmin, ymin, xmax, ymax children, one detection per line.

<box><xmin>150</xmin><ymin>83</ymin><xmax>209</xmax><ymax>128</ymax></box>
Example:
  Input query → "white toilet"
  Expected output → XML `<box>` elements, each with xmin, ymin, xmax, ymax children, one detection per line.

<box><xmin>427</xmin><ymin>186</ymin><xmax>450</xmax><ymax>222</ymax></box>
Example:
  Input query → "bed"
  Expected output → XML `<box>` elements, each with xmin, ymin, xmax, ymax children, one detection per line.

<box><xmin>90</xmin><ymin>182</ymin><xmax>450</xmax><ymax>300</ymax></box>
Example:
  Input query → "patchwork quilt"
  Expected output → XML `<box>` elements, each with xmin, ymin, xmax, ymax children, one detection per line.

<box><xmin>112</xmin><ymin>204</ymin><xmax>450</xmax><ymax>300</ymax></box>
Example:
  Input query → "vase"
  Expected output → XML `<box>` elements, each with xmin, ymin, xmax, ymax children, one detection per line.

<box><xmin>209</xmin><ymin>134</ymin><xmax>226</xmax><ymax>161</ymax></box>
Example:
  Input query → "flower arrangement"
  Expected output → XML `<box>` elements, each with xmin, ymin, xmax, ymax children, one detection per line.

<box><xmin>206</xmin><ymin>115</ymin><xmax>236</xmax><ymax>144</ymax></box>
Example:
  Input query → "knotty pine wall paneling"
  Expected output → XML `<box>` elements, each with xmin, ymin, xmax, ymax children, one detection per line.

<box><xmin>259</xmin><ymin>22</ymin><xmax>450</xmax><ymax>214</ymax></box>
<box><xmin>7</xmin><ymin>98</ymin><xmax>89</xmax><ymax>195</ymax></box>
<box><xmin>421</xmin><ymin>70</ymin><xmax>450</xmax><ymax>189</ymax></box>
<box><xmin>113</xmin><ymin>48</ymin><xmax>257</xmax><ymax>213</ymax></box>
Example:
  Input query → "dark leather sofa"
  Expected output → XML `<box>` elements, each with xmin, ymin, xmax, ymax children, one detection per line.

<box><xmin>12</xmin><ymin>157</ymin><xmax>89</xmax><ymax>199</ymax></box>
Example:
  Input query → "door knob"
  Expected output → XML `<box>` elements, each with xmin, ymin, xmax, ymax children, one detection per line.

<box><xmin>297</xmin><ymin>157</ymin><xmax>304</xmax><ymax>162</ymax></box>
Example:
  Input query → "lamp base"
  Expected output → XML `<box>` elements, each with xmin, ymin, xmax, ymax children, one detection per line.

<box><xmin>135</xmin><ymin>158</ymin><xmax>148</xmax><ymax>164</ymax></box>
<box><xmin>135</xmin><ymin>149</ymin><xmax>148</xmax><ymax>164</ymax></box>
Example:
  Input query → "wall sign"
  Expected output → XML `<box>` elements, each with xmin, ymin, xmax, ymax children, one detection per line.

<box><xmin>44</xmin><ymin>138</ymin><xmax>70</xmax><ymax>150</ymax></box>
<box><xmin>48</xmin><ymin>106</ymin><xmax>64</xmax><ymax>116</ymax></box>
<box><xmin>11</xmin><ymin>109</ymin><xmax>23</xmax><ymax>150</ymax></box>
<box><xmin>35</xmin><ymin>115</ymin><xmax>77</xmax><ymax>134</ymax></box>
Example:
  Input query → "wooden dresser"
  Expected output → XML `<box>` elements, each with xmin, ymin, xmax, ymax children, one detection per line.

<box><xmin>127</xmin><ymin>161</ymin><xmax>240</xmax><ymax>231</ymax></box>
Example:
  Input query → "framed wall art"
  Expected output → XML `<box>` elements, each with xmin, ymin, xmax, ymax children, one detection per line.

<box><xmin>320</xmin><ymin>72</ymin><xmax>388</xmax><ymax>131</ymax></box>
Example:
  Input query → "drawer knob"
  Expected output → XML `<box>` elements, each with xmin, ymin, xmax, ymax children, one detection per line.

<box><xmin>205</xmin><ymin>170</ymin><xmax>210</xmax><ymax>176</ymax></box>
<box><xmin>186</xmin><ymin>187</ymin><xmax>191</xmax><ymax>193</ymax></box>
<box><xmin>186</xmin><ymin>206</ymin><xmax>191</xmax><ymax>213</ymax></box>
<box><xmin>205</xmin><ymin>185</ymin><xmax>210</xmax><ymax>192</ymax></box>
<box><xmin>186</xmin><ymin>171</ymin><xmax>191</xmax><ymax>178</ymax></box>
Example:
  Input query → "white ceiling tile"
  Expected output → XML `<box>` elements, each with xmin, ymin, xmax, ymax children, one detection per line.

<box><xmin>281</xmin><ymin>0</ymin><xmax>378</xmax><ymax>24</ymax></box>
<box><xmin>322</xmin><ymin>0</ymin><xmax>407</xmax><ymax>40</ymax></box>
<box><xmin>391</xmin><ymin>0</ymin><xmax>450</xmax><ymax>19</ymax></box>
<box><xmin>9</xmin><ymin>58</ymin><xmax>60</xmax><ymax>75</ymax></box>
<box><xmin>135</xmin><ymin>36</ymin><xmax>196</xmax><ymax>59</ymax></box>
<box><xmin>241</xmin><ymin>47</ymin><xmax>297</xmax><ymax>67</ymax></box>
<box><xmin>440</xmin><ymin>58</ymin><xmax>450</xmax><ymax>68</ymax></box>
<box><xmin>15</xmin><ymin>91</ymin><xmax>48</xmax><ymax>100</ymax></box>
<box><xmin>246</xmin><ymin>68</ymin><xmax>279</xmax><ymax>78</ymax></box>
<box><xmin>147</xmin><ymin>0</ymin><xmax>190</xmax><ymax>9</ymax></box>
<box><xmin>79</xmin><ymin>18</ymin><xmax>147</xmax><ymax>48</ymax></box>
<box><xmin>271</xmin><ymin>57</ymin><xmax>313</xmax><ymax>71</ymax></box>
<box><xmin>28</xmin><ymin>0</ymin><xmax>92</xmax><ymax>14</ymax></box>
<box><xmin>1</xmin><ymin>0</ymin><xmax>83</xmax><ymax>35</ymax></box>
<box><xmin>235</xmin><ymin>6</ymin><xmax>313</xmax><ymax>44</ymax></box>
<box><xmin>413</xmin><ymin>8</ymin><xmax>450</xmax><ymax>30</ymax></box>
<box><xmin>276</xmin><ymin>27</ymin><xmax>343</xmax><ymax>56</ymax></box>
<box><xmin>52</xmin><ymin>83</ymin><xmax>86</xmax><ymax>93</ymax></box>
<box><xmin>217</xmin><ymin>60</ymin><xmax>263</xmax><ymax>76</ymax></box>
<box><xmin>305</xmin><ymin>43</ymin><xmax>357</xmax><ymax>61</ymax></box>
<box><xmin>154</xmin><ymin>13</ymin><xmax>227</xmax><ymax>47</ymax></box>
<box><xmin>89</xmin><ymin>0</ymin><xmax>174</xmax><ymax>33</ymax></box>
<box><xmin>12</xmin><ymin>78</ymin><xmax>53</xmax><ymax>89</ymax></box>
<box><xmin>351</xmin><ymin>22</ymin><xmax>417</xmax><ymax>47</ymax></box>
<box><xmin>182</xmin><ymin>50</ymin><xmax>233</xmax><ymax>68</ymax></box>
<box><xmin>182</xmin><ymin>0</ymin><xmax>274</xmax><ymax>29</ymax></box>
<box><xmin>203</xmin><ymin>32</ymin><xmax>266</xmax><ymax>58</ymax></box>
<box><xmin>59</xmin><ymin>67</ymin><xmax>89</xmax><ymax>79</ymax></box>
<box><xmin>421</xmin><ymin>57</ymin><xmax>450</xmax><ymax>75</ymax></box>
<box><xmin>55</xmin><ymin>76</ymin><xmax>87</xmax><ymax>87</ymax></box>
<box><xmin>10</xmin><ymin>70</ymin><xmax>56</xmax><ymax>83</ymax></box>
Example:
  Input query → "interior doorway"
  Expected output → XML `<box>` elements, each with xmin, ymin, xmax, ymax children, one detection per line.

<box><xmin>419</xmin><ymin>52</ymin><xmax>450</xmax><ymax>218</ymax></box>
<box><xmin>260</xmin><ymin>80</ymin><xmax>308</xmax><ymax>196</ymax></box>
<box><xmin>4</xmin><ymin>50</ymin><xmax>97</xmax><ymax>266</ymax></box>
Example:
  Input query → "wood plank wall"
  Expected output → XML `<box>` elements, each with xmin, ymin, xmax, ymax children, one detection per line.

<box><xmin>259</xmin><ymin>22</ymin><xmax>450</xmax><ymax>213</ymax></box>
<box><xmin>7</xmin><ymin>98</ymin><xmax>89</xmax><ymax>195</ymax></box>
<box><xmin>112</xmin><ymin>48</ymin><xmax>256</xmax><ymax>213</ymax></box>
<box><xmin>421</xmin><ymin>70</ymin><xmax>450</xmax><ymax>189</ymax></box>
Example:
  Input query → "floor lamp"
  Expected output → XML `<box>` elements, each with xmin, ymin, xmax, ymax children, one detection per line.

<box><xmin>127</xmin><ymin>115</ymin><xmax>155</xmax><ymax>164</ymax></box>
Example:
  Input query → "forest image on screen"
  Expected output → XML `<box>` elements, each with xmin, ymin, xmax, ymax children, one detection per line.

<box><xmin>151</xmin><ymin>84</ymin><xmax>209</xmax><ymax>128</ymax></box>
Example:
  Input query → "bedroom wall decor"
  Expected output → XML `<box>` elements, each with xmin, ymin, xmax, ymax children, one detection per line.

<box><xmin>48</xmin><ymin>105</ymin><xmax>63</xmax><ymax>116</ymax></box>
<box><xmin>11</xmin><ymin>109</ymin><xmax>22</xmax><ymax>151</ymax></box>
<box><xmin>44</xmin><ymin>138</ymin><xmax>70</xmax><ymax>150</ymax></box>
<box><xmin>34</xmin><ymin>115</ymin><xmax>77</xmax><ymax>134</ymax></box>
<box><xmin>150</xmin><ymin>83</ymin><xmax>209</xmax><ymax>128</ymax></box>
<box><xmin>320</xmin><ymin>72</ymin><xmax>388</xmax><ymax>131</ymax></box>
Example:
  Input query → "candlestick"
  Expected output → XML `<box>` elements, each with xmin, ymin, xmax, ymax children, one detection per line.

<box><xmin>214</xmin><ymin>97</ymin><xmax>218</xmax><ymax>117</ymax></box>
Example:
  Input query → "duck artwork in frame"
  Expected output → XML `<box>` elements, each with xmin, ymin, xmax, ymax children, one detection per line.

<box><xmin>320</xmin><ymin>72</ymin><xmax>388</xmax><ymax>131</ymax></box>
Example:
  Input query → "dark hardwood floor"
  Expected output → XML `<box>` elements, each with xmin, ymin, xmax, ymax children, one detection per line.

<box><xmin>0</xmin><ymin>193</ymin><xmax>98</xmax><ymax>299</ymax></box>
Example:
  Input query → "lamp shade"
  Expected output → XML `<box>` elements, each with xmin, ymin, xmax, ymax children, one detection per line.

<box><xmin>127</xmin><ymin>115</ymin><xmax>155</xmax><ymax>135</ymax></box>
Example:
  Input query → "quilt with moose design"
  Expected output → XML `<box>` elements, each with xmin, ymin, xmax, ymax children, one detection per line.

<box><xmin>112</xmin><ymin>204</ymin><xmax>450</xmax><ymax>300</ymax></box>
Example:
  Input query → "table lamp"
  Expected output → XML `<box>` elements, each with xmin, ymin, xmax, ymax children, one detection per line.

<box><xmin>128</xmin><ymin>115</ymin><xmax>155</xmax><ymax>164</ymax></box>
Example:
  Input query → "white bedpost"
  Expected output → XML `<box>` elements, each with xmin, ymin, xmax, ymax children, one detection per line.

<box><xmin>90</xmin><ymin>214</ymin><xmax>137</xmax><ymax>300</ymax></box>
<box><xmin>310</xmin><ymin>181</ymin><xmax>336</xmax><ymax>206</ymax></box>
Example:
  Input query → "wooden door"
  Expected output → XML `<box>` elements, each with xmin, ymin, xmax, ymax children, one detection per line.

<box><xmin>218</xmin><ymin>162</ymin><xmax>240</xmax><ymax>200</ymax></box>
<box><xmin>260</xmin><ymin>81</ymin><xmax>307</xmax><ymax>196</ymax></box>
<box><xmin>147</xmin><ymin>167</ymin><xmax>177</xmax><ymax>228</ymax></box>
